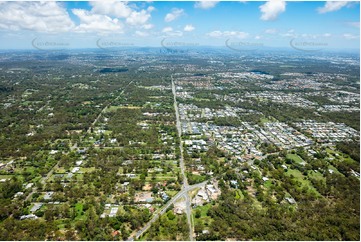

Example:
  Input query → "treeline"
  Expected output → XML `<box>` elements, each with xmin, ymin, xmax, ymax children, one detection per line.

<box><xmin>336</xmin><ymin>140</ymin><xmax>360</xmax><ymax>164</ymax></box>
<box><xmin>202</xmin><ymin>172</ymin><xmax>359</xmax><ymax>240</ymax></box>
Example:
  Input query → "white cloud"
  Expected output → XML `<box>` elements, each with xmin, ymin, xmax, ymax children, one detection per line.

<box><xmin>135</xmin><ymin>30</ymin><xmax>149</xmax><ymax>37</ymax></box>
<box><xmin>147</xmin><ymin>6</ymin><xmax>155</xmax><ymax>12</ymax></box>
<box><xmin>0</xmin><ymin>1</ymin><xmax>74</xmax><ymax>32</ymax></box>
<box><xmin>126</xmin><ymin>9</ymin><xmax>151</xmax><ymax>26</ymax></box>
<box><xmin>280</xmin><ymin>29</ymin><xmax>297</xmax><ymax>38</ymax></box>
<box><xmin>259</xmin><ymin>0</ymin><xmax>286</xmax><ymax>21</ymax></box>
<box><xmin>265</xmin><ymin>28</ymin><xmax>278</xmax><ymax>34</ymax></box>
<box><xmin>162</xmin><ymin>27</ymin><xmax>183</xmax><ymax>37</ymax></box>
<box><xmin>165</xmin><ymin>31</ymin><xmax>183</xmax><ymax>37</ymax></box>
<box><xmin>142</xmin><ymin>24</ymin><xmax>154</xmax><ymax>30</ymax></box>
<box><xmin>195</xmin><ymin>1</ymin><xmax>219</xmax><ymax>9</ymax></box>
<box><xmin>343</xmin><ymin>33</ymin><xmax>358</xmax><ymax>40</ymax></box>
<box><xmin>317</xmin><ymin>1</ymin><xmax>351</xmax><ymax>14</ymax></box>
<box><xmin>72</xmin><ymin>9</ymin><xmax>123</xmax><ymax>33</ymax></box>
<box><xmin>162</xmin><ymin>27</ymin><xmax>173</xmax><ymax>33</ymax></box>
<box><xmin>165</xmin><ymin>8</ymin><xmax>184</xmax><ymax>22</ymax></box>
<box><xmin>184</xmin><ymin>24</ymin><xmax>195</xmax><ymax>32</ymax></box>
<box><xmin>207</xmin><ymin>30</ymin><xmax>249</xmax><ymax>39</ymax></box>
<box><xmin>90</xmin><ymin>1</ymin><xmax>132</xmax><ymax>18</ymax></box>
<box><xmin>90</xmin><ymin>2</ymin><xmax>154</xmax><ymax>28</ymax></box>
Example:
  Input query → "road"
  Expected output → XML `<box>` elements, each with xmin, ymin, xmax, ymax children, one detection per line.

<box><xmin>87</xmin><ymin>80</ymin><xmax>134</xmax><ymax>134</ymax></box>
<box><xmin>25</xmin><ymin>160</ymin><xmax>60</xmax><ymax>202</ymax></box>
<box><xmin>172</xmin><ymin>76</ymin><xmax>193</xmax><ymax>240</ymax></box>
<box><xmin>172</xmin><ymin>76</ymin><xmax>188</xmax><ymax>187</ymax></box>
<box><xmin>131</xmin><ymin>181</ymin><xmax>208</xmax><ymax>240</ymax></box>
<box><xmin>87</xmin><ymin>104</ymin><xmax>109</xmax><ymax>133</ymax></box>
<box><xmin>27</xmin><ymin>81</ymin><xmax>134</xmax><ymax>202</ymax></box>
<box><xmin>129</xmin><ymin>77</ymin><xmax>196</xmax><ymax>241</ymax></box>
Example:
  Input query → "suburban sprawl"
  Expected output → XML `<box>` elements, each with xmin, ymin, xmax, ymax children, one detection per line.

<box><xmin>0</xmin><ymin>48</ymin><xmax>359</xmax><ymax>241</ymax></box>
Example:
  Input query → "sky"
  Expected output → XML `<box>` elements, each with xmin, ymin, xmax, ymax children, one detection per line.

<box><xmin>0</xmin><ymin>1</ymin><xmax>359</xmax><ymax>51</ymax></box>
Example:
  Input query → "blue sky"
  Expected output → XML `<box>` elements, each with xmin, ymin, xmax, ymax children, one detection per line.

<box><xmin>0</xmin><ymin>1</ymin><xmax>359</xmax><ymax>50</ymax></box>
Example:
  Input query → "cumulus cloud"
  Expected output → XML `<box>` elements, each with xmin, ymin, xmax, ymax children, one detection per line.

<box><xmin>89</xmin><ymin>2</ymin><xmax>154</xmax><ymax>27</ymax></box>
<box><xmin>90</xmin><ymin>1</ymin><xmax>132</xmax><ymax>18</ymax></box>
<box><xmin>184</xmin><ymin>24</ymin><xmax>195</xmax><ymax>32</ymax></box>
<box><xmin>142</xmin><ymin>24</ymin><xmax>154</xmax><ymax>30</ymax></box>
<box><xmin>259</xmin><ymin>0</ymin><xmax>286</xmax><ymax>21</ymax></box>
<box><xmin>195</xmin><ymin>1</ymin><xmax>219</xmax><ymax>9</ymax></box>
<box><xmin>0</xmin><ymin>1</ymin><xmax>155</xmax><ymax>35</ymax></box>
<box><xmin>0</xmin><ymin>1</ymin><xmax>74</xmax><ymax>32</ymax></box>
<box><xmin>72</xmin><ymin>9</ymin><xmax>123</xmax><ymax>33</ymax></box>
<box><xmin>317</xmin><ymin>1</ymin><xmax>351</xmax><ymax>14</ymax></box>
<box><xmin>207</xmin><ymin>30</ymin><xmax>249</xmax><ymax>39</ymax></box>
<box><xmin>126</xmin><ymin>9</ymin><xmax>152</xmax><ymax>26</ymax></box>
<box><xmin>165</xmin><ymin>8</ymin><xmax>184</xmax><ymax>22</ymax></box>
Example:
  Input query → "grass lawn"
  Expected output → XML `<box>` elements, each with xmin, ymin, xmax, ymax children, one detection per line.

<box><xmin>198</xmin><ymin>203</ymin><xmax>212</xmax><ymax>217</ymax></box>
<box><xmin>16</xmin><ymin>166</ymin><xmax>36</xmax><ymax>174</ymax></box>
<box><xmin>165</xmin><ymin>190</ymin><xmax>179</xmax><ymax>197</ymax></box>
<box><xmin>308</xmin><ymin>170</ymin><xmax>324</xmax><ymax>181</ymax></box>
<box><xmin>287</xmin><ymin>154</ymin><xmax>305</xmax><ymax>164</ymax></box>
<box><xmin>74</xmin><ymin>203</ymin><xmax>86</xmax><ymax>220</ymax></box>
<box><xmin>234</xmin><ymin>189</ymin><xmax>244</xmax><ymax>200</ymax></box>
<box><xmin>263</xmin><ymin>180</ymin><xmax>272</xmax><ymax>189</ymax></box>
<box><xmin>286</xmin><ymin>169</ymin><xmax>321</xmax><ymax>196</ymax></box>
<box><xmin>55</xmin><ymin>167</ymin><xmax>67</xmax><ymax>173</ymax></box>
<box><xmin>193</xmin><ymin>203</ymin><xmax>213</xmax><ymax>229</ymax></box>
<box><xmin>80</xmin><ymin>167</ymin><xmax>96</xmax><ymax>173</ymax></box>
<box><xmin>107</xmin><ymin>105</ymin><xmax>141</xmax><ymax>112</ymax></box>
<box><xmin>260</xmin><ymin>117</ymin><xmax>271</xmax><ymax>124</ymax></box>
<box><xmin>146</xmin><ymin>173</ymin><xmax>177</xmax><ymax>182</ymax></box>
<box><xmin>105</xmin><ymin>105</ymin><xmax>122</xmax><ymax>112</ymax></box>
<box><xmin>76</xmin><ymin>174</ymin><xmax>84</xmax><ymax>181</ymax></box>
<box><xmin>286</xmin><ymin>169</ymin><xmax>305</xmax><ymax>181</ymax></box>
<box><xmin>328</xmin><ymin>164</ymin><xmax>342</xmax><ymax>176</ymax></box>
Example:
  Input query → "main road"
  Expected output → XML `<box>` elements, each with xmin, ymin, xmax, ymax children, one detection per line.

<box><xmin>131</xmin><ymin>181</ymin><xmax>207</xmax><ymax>240</ymax></box>
<box><xmin>172</xmin><ymin>76</ymin><xmax>193</xmax><ymax>241</ymax></box>
<box><xmin>128</xmin><ymin>76</ymin><xmax>197</xmax><ymax>241</ymax></box>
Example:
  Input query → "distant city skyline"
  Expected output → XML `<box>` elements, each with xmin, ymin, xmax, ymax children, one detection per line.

<box><xmin>0</xmin><ymin>1</ymin><xmax>359</xmax><ymax>50</ymax></box>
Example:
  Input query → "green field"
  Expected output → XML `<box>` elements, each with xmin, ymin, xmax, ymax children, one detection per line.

<box><xmin>193</xmin><ymin>203</ymin><xmax>213</xmax><ymax>232</ymax></box>
<box><xmin>286</xmin><ymin>169</ymin><xmax>320</xmax><ymax>196</ymax></box>
<box><xmin>80</xmin><ymin>167</ymin><xmax>96</xmax><ymax>173</ymax></box>
<box><xmin>234</xmin><ymin>189</ymin><xmax>245</xmax><ymax>200</ymax></box>
<box><xmin>328</xmin><ymin>164</ymin><xmax>342</xmax><ymax>176</ymax></box>
<box><xmin>287</xmin><ymin>154</ymin><xmax>305</xmax><ymax>164</ymax></box>
<box><xmin>308</xmin><ymin>170</ymin><xmax>324</xmax><ymax>181</ymax></box>
<box><xmin>74</xmin><ymin>203</ymin><xmax>86</xmax><ymax>221</ymax></box>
